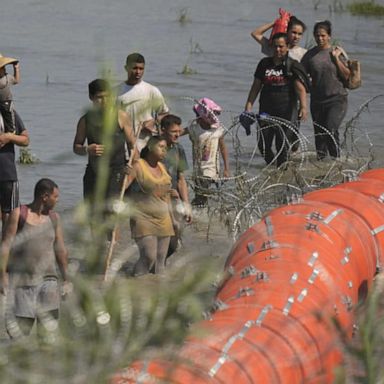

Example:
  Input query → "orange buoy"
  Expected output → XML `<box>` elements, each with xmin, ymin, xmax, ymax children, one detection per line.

<box><xmin>304</xmin><ymin>188</ymin><xmax>384</xmax><ymax>268</ymax></box>
<box><xmin>113</xmin><ymin>169</ymin><xmax>384</xmax><ymax>384</ymax></box>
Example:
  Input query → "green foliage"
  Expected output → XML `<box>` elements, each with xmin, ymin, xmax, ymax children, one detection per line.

<box><xmin>312</xmin><ymin>0</ymin><xmax>344</xmax><ymax>11</ymax></box>
<box><xmin>177</xmin><ymin>7</ymin><xmax>190</xmax><ymax>24</ymax></box>
<box><xmin>0</xmin><ymin>267</ymin><xmax>213</xmax><ymax>383</ymax></box>
<box><xmin>347</xmin><ymin>1</ymin><xmax>384</xmax><ymax>16</ymax></box>
<box><xmin>178</xmin><ymin>64</ymin><xmax>197</xmax><ymax>75</ymax></box>
<box><xmin>189</xmin><ymin>38</ymin><xmax>203</xmax><ymax>55</ymax></box>
<box><xmin>336</xmin><ymin>275</ymin><xmax>384</xmax><ymax>383</ymax></box>
<box><xmin>18</xmin><ymin>147</ymin><xmax>39</xmax><ymax>164</ymax></box>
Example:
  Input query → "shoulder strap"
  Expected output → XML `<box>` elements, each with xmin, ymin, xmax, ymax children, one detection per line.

<box><xmin>48</xmin><ymin>210</ymin><xmax>58</xmax><ymax>230</ymax></box>
<box><xmin>334</xmin><ymin>45</ymin><xmax>349</xmax><ymax>61</ymax></box>
<box><xmin>17</xmin><ymin>204</ymin><xmax>29</xmax><ymax>232</ymax></box>
<box><xmin>17</xmin><ymin>205</ymin><xmax>58</xmax><ymax>232</ymax></box>
<box><xmin>285</xmin><ymin>56</ymin><xmax>294</xmax><ymax>77</ymax></box>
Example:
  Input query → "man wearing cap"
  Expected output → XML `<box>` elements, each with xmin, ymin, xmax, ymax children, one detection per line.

<box><xmin>0</xmin><ymin>53</ymin><xmax>20</xmax><ymax>134</ymax></box>
<box><xmin>116</xmin><ymin>53</ymin><xmax>169</xmax><ymax>153</ymax></box>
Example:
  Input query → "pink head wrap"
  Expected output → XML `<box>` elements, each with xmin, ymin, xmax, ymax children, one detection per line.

<box><xmin>193</xmin><ymin>97</ymin><xmax>222</xmax><ymax>128</ymax></box>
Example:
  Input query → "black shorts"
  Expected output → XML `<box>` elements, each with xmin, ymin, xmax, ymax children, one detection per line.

<box><xmin>0</xmin><ymin>180</ymin><xmax>20</xmax><ymax>213</ymax></box>
<box><xmin>83</xmin><ymin>166</ymin><xmax>124</xmax><ymax>204</ymax></box>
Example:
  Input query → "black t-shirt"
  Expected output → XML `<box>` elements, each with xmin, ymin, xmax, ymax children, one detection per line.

<box><xmin>254</xmin><ymin>57</ymin><xmax>294</xmax><ymax>119</ymax></box>
<box><xmin>0</xmin><ymin>111</ymin><xmax>25</xmax><ymax>181</ymax></box>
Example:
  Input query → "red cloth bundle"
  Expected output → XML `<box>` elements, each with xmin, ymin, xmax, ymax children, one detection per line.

<box><xmin>269</xmin><ymin>8</ymin><xmax>291</xmax><ymax>44</ymax></box>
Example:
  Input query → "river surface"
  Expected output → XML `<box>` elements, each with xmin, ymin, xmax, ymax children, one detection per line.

<box><xmin>1</xmin><ymin>0</ymin><xmax>384</xmax><ymax>213</ymax></box>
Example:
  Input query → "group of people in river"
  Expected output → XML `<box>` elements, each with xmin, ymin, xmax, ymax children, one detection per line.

<box><xmin>241</xmin><ymin>15</ymin><xmax>351</xmax><ymax>166</ymax></box>
<box><xmin>0</xmin><ymin>10</ymin><xmax>354</xmax><ymax>338</ymax></box>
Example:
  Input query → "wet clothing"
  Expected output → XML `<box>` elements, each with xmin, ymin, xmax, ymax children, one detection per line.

<box><xmin>0</xmin><ymin>111</ymin><xmax>25</xmax><ymax>212</ymax></box>
<box><xmin>163</xmin><ymin>143</ymin><xmax>189</xmax><ymax>257</ymax></box>
<box><xmin>188</xmin><ymin>121</ymin><xmax>224</xmax><ymax>180</ymax></box>
<box><xmin>0</xmin><ymin>180</ymin><xmax>19</xmax><ymax>213</ymax></box>
<box><xmin>188</xmin><ymin>121</ymin><xmax>224</xmax><ymax>204</ymax></box>
<box><xmin>254</xmin><ymin>56</ymin><xmax>307</xmax><ymax>165</ymax></box>
<box><xmin>6</xmin><ymin>206</ymin><xmax>60</xmax><ymax>332</ymax></box>
<box><xmin>0</xmin><ymin>101</ymin><xmax>16</xmax><ymax>133</ymax></box>
<box><xmin>9</xmin><ymin>278</ymin><xmax>60</xmax><ymax>319</ymax></box>
<box><xmin>255</xmin><ymin>57</ymin><xmax>299</xmax><ymax>118</ymax></box>
<box><xmin>128</xmin><ymin>159</ymin><xmax>174</xmax><ymax>239</ymax></box>
<box><xmin>0</xmin><ymin>110</ymin><xmax>25</xmax><ymax>181</ymax></box>
<box><xmin>82</xmin><ymin>108</ymin><xmax>126</xmax><ymax>203</ymax></box>
<box><xmin>301</xmin><ymin>47</ymin><xmax>348</xmax><ymax>102</ymax></box>
<box><xmin>311</xmin><ymin>96</ymin><xmax>347</xmax><ymax>159</ymax></box>
<box><xmin>9</xmin><ymin>207</ymin><xmax>58</xmax><ymax>286</ymax></box>
<box><xmin>163</xmin><ymin>143</ymin><xmax>189</xmax><ymax>189</ymax></box>
<box><xmin>83</xmin><ymin>166</ymin><xmax>124</xmax><ymax>202</ymax></box>
<box><xmin>301</xmin><ymin>46</ymin><xmax>348</xmax><ymax>159</ymax></box>
<box><xmin>133</xmin><ymin>236</ymin><xmax>171</xmax><ymax>276</ymax></box>
<box><xmin>5</xmin><ymin>208</ymin><xmax>61</xmax><ymax>336</ymax></box>
<box><xmin>84</xmin><ymin>108</ymin><xmax>126</xmax><ymax>173</ymax></box>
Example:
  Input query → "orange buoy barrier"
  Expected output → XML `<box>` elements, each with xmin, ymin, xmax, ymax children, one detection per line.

<box><xmin>304</xmin><ymin>187</ymin><xmax>384</xmax><ymax>268</ymax></box>
<box><xmin>334</xmin><ymin>178</ymin><xmax>384</xmax><ymax>202</ymax></box>
<box><xmin>266</xmin><ymin>201</ymin><xmax>377</xmax><ymax>282</ymax></box>
<box><xmin>111</xmin><ymin>168</ymin><xmax>384</xmax><ymax>383</ymax></box>
<box><xmin>360</xmin><ymin>168</ymin><xmax>384</xmax><ymax>183</ymax></box>
<box><xmin>215</xmin><ymin>245</ymin><xmax>354</xmax><ymax>330</ymax></box>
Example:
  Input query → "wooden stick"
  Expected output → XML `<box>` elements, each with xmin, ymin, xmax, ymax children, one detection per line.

<box><xmin>103</xmin><ymin>125</ymin><xmax>141</xmax><ymax>281</ymax></box>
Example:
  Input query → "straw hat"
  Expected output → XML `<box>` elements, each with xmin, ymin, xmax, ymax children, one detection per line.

<box><xmin>0</xmin><ymin>53</ymin><xmax>18</xmax><ymax>68</ymax></box>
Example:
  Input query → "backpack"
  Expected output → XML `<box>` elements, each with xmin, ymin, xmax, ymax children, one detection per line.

<box><xmin>335</xmin><ymin>46</ymin><xmax>361</xmax><ymax>90</ymax></box>
<box><xmin>17</xmin><ymin>204</ymin><xmax>58</xmax><ymax>233</ymax></box>
<box><xmin>284</xmin><ymin>56</ymin><xmax>311</xmax><ymax>93</ymax></box>
<box><xmin>345</xmin><ymin>59</ymin><xmax>361</xmax><ymax>90</ymax></box>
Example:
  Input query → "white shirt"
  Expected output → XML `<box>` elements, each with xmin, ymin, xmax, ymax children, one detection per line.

<box><xmin>188</xmin><ymin>121</ymin><xmax>225</xmax><ymax>180</ymax></box>
<box><xmin>117</xmin><ymin>80</ymin><xmax>169</xmax><ymax>151</ymax></box>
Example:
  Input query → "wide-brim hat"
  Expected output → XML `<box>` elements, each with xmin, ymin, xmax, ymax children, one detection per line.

<box><xmin>0</xmin><ymin>53</ymin><xmax>18</xmax><ymax>68</ymax></box>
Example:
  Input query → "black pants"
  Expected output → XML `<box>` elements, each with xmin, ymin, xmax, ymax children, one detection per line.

<box><xmin>257</xmin><ymin>120</ymin><xmax>288</xmax><ymax>167</ymax></box>
<box><xmin>83</xmin><ymin>165</ymin><xmax>125</xmax><ymax>242</ymax></box>
<box><xmin>311</xmin><ymin>96</ymin><xmax>348</xmax><ymax>159</ymax></box>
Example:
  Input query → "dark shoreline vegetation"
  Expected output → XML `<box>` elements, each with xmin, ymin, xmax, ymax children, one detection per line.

<box><xmin>18</xmin><ymin>147</ymin><xmax>39</xmax><ymax>164</ymax></box>
<box><xmin>347</xmin><ymin>0</ymin><xmax>384</xmax><ymax>16</ymax></box>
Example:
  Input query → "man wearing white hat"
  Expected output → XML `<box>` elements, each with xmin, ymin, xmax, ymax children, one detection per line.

<box><xmin>0</xmin><ymin>53</ymin><xmax>20</xmax><ymax>134</ymax></box>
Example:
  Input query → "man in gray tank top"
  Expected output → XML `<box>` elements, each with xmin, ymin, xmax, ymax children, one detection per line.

<box><xmin>1</xmin><ymin>178</ymin><xmax>69</xmax><ymax>339</ymax></box>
